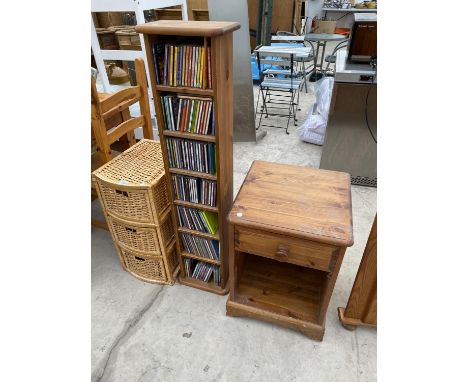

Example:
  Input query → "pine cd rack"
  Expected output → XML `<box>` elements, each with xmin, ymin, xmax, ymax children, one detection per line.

<box><xmin>136</xmin><ymin>21</ymin><xmax>240</xmax><ymax>295</ymax></box>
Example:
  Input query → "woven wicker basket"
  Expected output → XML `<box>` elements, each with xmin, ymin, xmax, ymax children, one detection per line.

<box><xmin>118</xmin><ymin>242</ymin><xmax>178</xmax><ymax>284</ymax></box>
<box><xmin>107</xmin><ymin>212</ymin><xmax>175</xmax><ymax>255</ymax></box>
<box><xmin>93</xmin><ymin>139</ymin><xmax>179</xmax><ymax>284</ymax></box>
<box><xmin>93</xmin><ymin>139</ymin><xmax>170</xmax><ymax>225</ymax></box>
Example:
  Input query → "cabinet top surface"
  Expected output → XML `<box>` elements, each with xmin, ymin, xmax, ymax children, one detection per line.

<box><xmin>135</xmin><ymin>20</ymin><xmax>240</xmax><ymax>37</ymax></box>
<box><xmin>229</xmin><ymin>161</ymin><xmax>354</xmax><ymax>247</ymax></box>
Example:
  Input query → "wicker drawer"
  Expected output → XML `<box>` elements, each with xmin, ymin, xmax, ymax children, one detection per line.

<box><xmin>234</xmin><ymin>227</ymin><xmax>337</xmax><ymax>272</ymax></box>
<box><xmin>119</xmin><ymin>242</ymin><xmax>178</xmax><ymax>284</ymax></box>
<box><xmin>93</xmin><ymin>140</ymin><xmax>170</xmax><ymax>224</ymax></box>
<box><xmin>97</xmin><ymin>178</ymin><xmax>170</xmax><ymax>224</ymax></box>
<box><xmin>119</xmin><ymin>246</ymin><xmax>168</xmax><ymax>283</ymax></box>
<box><xmin>108</xmin><ymin>212</ymin><xmax>175</xmax><ymax>255</ymax></box>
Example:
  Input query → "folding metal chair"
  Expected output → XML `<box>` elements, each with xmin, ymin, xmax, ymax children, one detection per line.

<box><xmin>324</xmin><ymin>39</ymin><xmax>349</xmax><ymax>76</ymax></box>
<box><xmin>255</xmin><ymin>46</ymin><xmax>304</xmax><ymax>134</ymax></box>
<box><xmin>276</xmin><ymin>31</ymin><xmax>315</xmax><ymax>93</ymax></box>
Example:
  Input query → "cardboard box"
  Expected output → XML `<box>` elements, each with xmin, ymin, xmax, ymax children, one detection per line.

<box><xmin>314</xmin><ymin>20</ymin><xmax>337</xmax><ymax>34</ymax></box>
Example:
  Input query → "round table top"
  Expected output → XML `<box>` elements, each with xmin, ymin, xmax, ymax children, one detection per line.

<box><xmin>305</xmin><ymin>33</ymin><xmax>347</xmax><ymax>42</ymax></box>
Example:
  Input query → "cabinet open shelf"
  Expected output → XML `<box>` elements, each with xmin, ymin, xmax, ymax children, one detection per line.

<box><xmin>137</xmin><ymin>20</ymin><xmax>239</xmax><ymax>295</ymax></box>
<box><xmin>169</xmin><ymin>168</ymin><xmax>217</xmax><ymax>180</ymax></box>
<box><xmin>181</xmin><ymin>251</ymin><xmax>220</xmax><ymax>265</ymax></box>
<box><xmin>178</xmin><ymin>226</ymin><xmax>219</xmax><ymax>240</ymax></box>
<box><xmin>156</xmin><ymin>84</ymin><xmax>214</xmax><ymax>96</ymax></box>
<box><xmin>173</xmin><ymin>199</ymin><xmax>218</xmax><ymax>212</ymax></box>
<box><xmin>234</xmin><ymin>253</ymin><xmax>325</xmax><ymax>324</ymax></box>
<box><xmin>163</xmin><ymin>130</ymin><xmax>217</xmax><ymax>143</ymax></box>
<box><xmin>179</xmin><ymin>274</ymin><xmax>228</xmax><ymax>295</ymax></box>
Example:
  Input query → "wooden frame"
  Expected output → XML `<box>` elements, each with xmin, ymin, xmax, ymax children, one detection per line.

<box><xmin>226</xmin><ymin>161</ymin><xmax>354</xmax><ymax>340</ymax></box>
<box><xmin>91</xmin><ymin>58</ymin><xmax>154</xmax><ymax>230</ymax></box>
<box><xmin>136</xmin><ymin>21</ymin><xmax>240</xmax><ymax>294</ymax></box>
<box><xmin>338</xmin><ymin>215</ymin><xmax>377</xmax><ymax>330</ymax></box>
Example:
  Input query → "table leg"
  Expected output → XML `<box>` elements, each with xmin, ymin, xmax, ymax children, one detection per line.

<box><xmin>319</xmin><ymin>41</ymin><xmax>327</xmax><ymax>74</ymax></box>
<box><xmin>311</xmin><ymin>41</ymin><xmax>321</xmax><ymax>81</ymax></box>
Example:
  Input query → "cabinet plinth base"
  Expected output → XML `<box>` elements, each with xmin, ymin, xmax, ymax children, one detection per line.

<box><xmin>337</xmin><ymin>307</ymin><xmax>377</xmax><ymax>330</ymax></box>
<box><xmin>226</xmin><ymin>299</ymin><xmax>325</xmax><ymax>341</ymax></box>
<box><xmin>179</xmin><ymin>275</ymin><xmax>229</xmax><ymax>295</ymax></box>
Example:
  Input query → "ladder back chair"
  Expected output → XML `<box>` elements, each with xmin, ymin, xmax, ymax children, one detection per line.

<box><xmin>91</xmin><ymin>58</ymin><xmax>154</xmax><ymax>229</ymax></box>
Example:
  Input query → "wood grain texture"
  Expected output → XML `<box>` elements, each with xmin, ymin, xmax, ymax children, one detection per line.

<box><xmin>234</xmin><ymin>226</ymin><xmax>337</xmax><ymax>272</ymax></box>
<box><xmin>179</xmin><ymin>275</ymin><xmax>229</xmax><ymax>295</ymax></box>
<box><xmin>162</xmin><ymin>130</ymin><xmax>216</xmax><ymax>143</ymax></box>
<box><xmin>155</xmin><ymin>84</ymin><xmax>214</xmax><ymax>96</ymax></box>
<box><xmin>135</xmin><ymin>20</ymin><xmax>240</xmax><ymax>37</ymax></box>
<box><xmin>141</xmin><ymin>23</ymin><xmax>235</xmax><ymax>294</ymax></box>
<box><xmin>339</xmin><ymin>215</ymin><xmax>377</xmax><ymax>328</ymax></box>
<box><xmin>226</xmin><ymin>161</ymin><xmax>353</xmax><ymax>340</ymax></box>
<box><xmin>229</xmin><ymin>161</ymin><xmax>354</xmax><ymax>247</ymax></box>
<box><xmin>226</xmin><ymin>300</ymin><xmax>325</xmax><ymax>341</ymax></box>
<box><xmin>169</xmin><ymin>168</ymin><xmax>217</xmax><ymax>181</ymax></box>
<box><xmin>173</xmin><ymin>199</ymin><xmax>218</xmax><ymax>212</ymax></box>
<box><xmin>213</xmin><ymin>32</ymin><xmax>234</xmax><ymax>290</ymax></box>
<box><xmin>236</xmin><ymin>255</ymin><xmax>324</xmax><ymax>322</ymax></box>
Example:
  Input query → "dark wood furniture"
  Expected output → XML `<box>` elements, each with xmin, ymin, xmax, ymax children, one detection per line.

<box><xmin>136</xmin><ymin>20</ymin><xmax>240</xmax><ymax>294</ymax></box>
<box><xmin>226</xmin><ymin>160</ymin><xmax>354</xmax><ymax>340</ymax></box>
<box><xmin>338</xmin><ymin>215</ymin><xmax>377</xmax><ymax>329</ymax></box>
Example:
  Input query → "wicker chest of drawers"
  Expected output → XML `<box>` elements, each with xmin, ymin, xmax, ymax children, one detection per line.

<box><xmin>92</xmin><ymin>139</ymin><xmax>179</xmax><ymax>284</ymax></box>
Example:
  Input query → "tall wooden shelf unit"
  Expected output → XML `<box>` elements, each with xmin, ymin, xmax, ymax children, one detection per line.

<box><xmin>136</xmin><ymin>20</ymin><xmax>240</xmax><ymax>295</ymax></box>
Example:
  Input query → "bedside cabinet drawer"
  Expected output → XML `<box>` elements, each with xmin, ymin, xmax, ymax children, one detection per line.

<box><xmin>234</xmin><ymin>227</ymin><xmax>337</xmax><ymax>272</ymax></box>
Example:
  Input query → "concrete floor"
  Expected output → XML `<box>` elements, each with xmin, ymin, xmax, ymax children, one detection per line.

<box><xmin>92</xmin><ymin>52</ymin><xmax>377</xmax><ymax>381</ymax></box>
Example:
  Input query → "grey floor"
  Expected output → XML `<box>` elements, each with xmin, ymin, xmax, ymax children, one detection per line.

<box><xmin>92</xmin><ymin>49</ymin><xmax>377</xmax><ymax>382</ymax></box>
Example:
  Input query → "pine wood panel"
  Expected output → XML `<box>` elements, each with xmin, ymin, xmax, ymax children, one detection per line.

<box><xmin>168</xmin><ymin>168</ymin><xmax>217</xmax><ymax>181</ymax></box>
<box><xmin>236</xmin><ymin>255</ymin><xmax>324</xmax><ymax>322</ymax></box>
<box><xmin>234</xmin><ymin>226</ymin><xmax>337</xmax><ymax>272</ymax></box>
<box><xmin>140</xmin><ymin>21</ymin><xmax>238</xmax><ymax>294</ymax></box>
<box><xmin>162</xmin><ymin>130</ymin><xmax>216</xmax><ymax>143</ymax></box>
<box><xmin>181</xmin><ymin>251</ymin><xmax>220</xmax><ymax>265</ymax></box>
<box><xmin>173</xmin><ymin>199</ymin><xmax>218</xmax><ymax>212</ymax></box>
<box><xmin>212</xmin><ymin>31</ymin><xmax>234</xmax><ymax>290</ymax></box>
<box><xmin>136</xmin><ymin>20</ymin><xmax>240</xmax><ymax>37</ymax></box>
<box><xmin>338</xmin><ymin>215</ymin><xmax>377</xmax><ymax>329</ymax></box>
<box><xmin>227</xmin><ymin>161</ymin><xmax>353</xmax><ymax>341</ymax></box>
<box><xmin>155</xmin><ymin>84</ymin><xmax>214</xmax><ymax>96</ymax></box>
<box><xmin>178</xmin><ymin>227</ymin><xmax>219</xmax><ymax>240</ymax></box>
<box><xmin>229</xmin><ymin>161</ymin><xmax>354</xmax><ymax>247</ymax></box>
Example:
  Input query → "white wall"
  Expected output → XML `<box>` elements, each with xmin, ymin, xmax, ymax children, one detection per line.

<box><xmin>305</xmin><ymin>0</ymin><xmax>325</xmax><ymax>33</ymax></box>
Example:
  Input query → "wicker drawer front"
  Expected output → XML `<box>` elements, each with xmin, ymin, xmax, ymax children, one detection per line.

<box><xmin>109</xmin><ymin>215</ymin><xmax>162</xmax><ymax>254</ymax></box>
<box><xmin>234</xmin><ymin>227</ymin><xmax>336</xmax><ymax>272</ymax></box>
<box><xmin>120</xmin><ymin>247</ymin><xmax>167</xmax><ymax>283</ymax></box>
<box><xmin>97</xmin><ymin>178</ymin><xmax>169</xmax><ymax>224</ymax></box>
<box><xmin>99</xmin><ymin>184</ymin><xmax>154</xmax><ymax>223</ymax></box>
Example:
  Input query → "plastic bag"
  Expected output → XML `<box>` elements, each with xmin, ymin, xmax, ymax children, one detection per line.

<box><xmin>314</xmin><ymin>76</ymin><xmax>334</xmax><ymax>119</ymax></box>
<box><xmin>297</xmin><ymin>77</ymin><xmax>334</xmax><ymax>146</ymax></box>
<box><xmin>297</xmin><ymin>114</ymin><xmax>328</xmax><ymax>145</ymax></box>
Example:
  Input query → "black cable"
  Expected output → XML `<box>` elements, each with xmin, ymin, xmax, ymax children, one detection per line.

<box><xmin>365</xmin><ymin>85</ymin><xmax>377</xmax><ymax>144</ymax></box>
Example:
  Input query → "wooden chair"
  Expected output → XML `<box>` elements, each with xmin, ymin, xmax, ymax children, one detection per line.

<box><xmin>91</xmin><ymin>58</ymin><xmax>154</xmax><ymax>229</ymax></box>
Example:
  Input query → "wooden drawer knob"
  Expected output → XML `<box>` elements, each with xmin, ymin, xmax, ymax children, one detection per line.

<box><xmin>275</xmin><ymin>245</ymin><xmax>289</xmax><ymax>258</ymax></box>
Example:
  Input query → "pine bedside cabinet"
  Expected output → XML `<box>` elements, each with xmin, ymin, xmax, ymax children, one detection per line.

<box><xmin>226</xmin><ymin>160</ymin><xmax>354</xmax><ymax>341</ymax></box>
